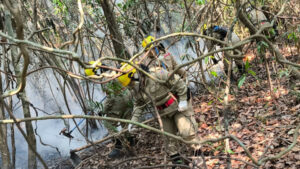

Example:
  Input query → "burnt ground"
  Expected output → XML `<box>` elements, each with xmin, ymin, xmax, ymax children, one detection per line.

<box><xmin>50</xmin><ymin>46</ymin><xmax>300</xmax><ymax>169</ymax></box>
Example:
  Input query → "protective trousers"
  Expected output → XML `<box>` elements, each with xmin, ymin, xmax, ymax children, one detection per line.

<box><xmin>160</xmin><ymin>100</ymin><xmax>199</xmax><ymax>155</ymax></box>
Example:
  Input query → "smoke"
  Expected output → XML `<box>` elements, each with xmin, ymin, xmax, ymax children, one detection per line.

<box><xmin>4</xmin><ymin>69</ymin><xmax>107</xmax><ymax>169</ymax></box>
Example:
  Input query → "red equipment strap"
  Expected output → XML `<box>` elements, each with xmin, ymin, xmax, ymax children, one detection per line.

<box><xmin>157</xmin><ymin>97</ymin><xmax>175</xmax><ymax>110</ymax></box>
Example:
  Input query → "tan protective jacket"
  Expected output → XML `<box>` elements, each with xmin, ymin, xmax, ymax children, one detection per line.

<box><xmin>248</xmin><ymin>9</ymin><xmax>271</xmax><ymax>28</ymax></box>
<box><xmin>102</xmin><ymin>89</ymin><xmax>133</xmax><ymax>119</ymax></box>
<box><xmin>143</xmin><ymin>52</ymin><xmax>187</xmax><ymax>79</ymax></box>
<box><xmin>129</xmin><ymin>67</ymin><xmax>188</xmax><ymax>122</ymax></box>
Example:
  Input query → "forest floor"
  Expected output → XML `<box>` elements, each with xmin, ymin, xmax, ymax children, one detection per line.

<box><xmin>50</xmin><ymin>46</ymin><xmax>300</xmax><ymax>169</ymax></box>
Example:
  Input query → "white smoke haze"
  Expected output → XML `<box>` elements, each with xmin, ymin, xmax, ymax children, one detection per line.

<box><xmin>3</xmin><ymin>68</ymin><xmax>107</xmax><ymax>169</ymax></box>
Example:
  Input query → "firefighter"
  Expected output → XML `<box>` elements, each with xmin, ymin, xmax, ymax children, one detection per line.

<box><xmin>85</xmin><ymin>62</ymin><xmax>136</xmax><ymax>159</ymax></box>
<box><xmin>245</xmin><ymin>6</ymin><xmax>278</xmax><ymax>39</ymax></box>
<box><xmin>141</xmin><ymin>35</ymin><xmax>187</xmax><ymax>79</ymax></box>
<box><xmin>203</xmin><ymin>25</ymin><xmax>245</xmax><ymax>76</ymax></box>
<box><xmin>117</xmin><ymin>63</ymin><xmax>200</xmax><ymax>165</ymax></box>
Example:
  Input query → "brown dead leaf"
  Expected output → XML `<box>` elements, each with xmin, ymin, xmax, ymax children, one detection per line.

<box><xmin>275</xmin><ymin>162</ymin><xmax>285</xmax><ymax>168</ymax></box>
<box><xmin>200</xmin><ymin>123</ymin><xmax>208</xmax><ymax>129</ymax></box>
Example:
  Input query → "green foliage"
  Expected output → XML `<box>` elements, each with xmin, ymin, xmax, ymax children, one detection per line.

<box><xmin>103</xmin><ymin>81</ymin><xmax>124</xmax><ymax>97</ymax></box>
<box><xmin>248</xmin><ymin>70</ymin><xmax>256</xmax><ymax>76</ymax></box>
<box><xmin>53</xmin><ymin>0</ymin><xmax>68</xmax><ymax>15</ymax></box>
<box><xmin>238</xmin><ymin>74</ymin><xmax>246</xmax><ymax>88</ymax></box>
<box><xmin>226</xmin><ymin>148</ymin><xmax>235</xmax><ymax>154</ymax></box>
<box><xmin>257</xmin><ymin>41</ymin><xmax>269</xmax><ymax>53</ymax></box>
<box><xmin>119</xmin><ymin>0</ymin><xmax>138</xmax><ymax>11</ymax></box>
<box><xmin>85</xmin><ymin>99</ymin><xmax>104</xmax><ymax>113</ymax></box>
<box><xmin>103</xmin><ymin>120</ymin><xmax>118</xmax><ymax>133</ymax></box>
<box><xmin>196</xmin><ymin>0</ymin><xmax>206</xmax><ymax>5</ymax></box>
<box><xmin>245</xmin><ymin>60</ymin><xmax>250</xmax><ymax>71</ymax></box>
<box><xmin>269</xmin><ymin>28</ymin><xmax>276</xmax><ymax>36</ymax></box>
<box><xmin>287</xmin><ymin>32</ymin><xmax>299</xmax><ymax>42</ymax></box>
<box><xmin>204</xmin><ymin>56</ymin><xmax>215</xmax><ymax>64</ymax></box>
<box><xmin>205</xmin><ymin>56</ymin><xmax>209</xmax><ymax>64</ymax></box>
<box><xmin>237</xmin><ymin>60</ymin><xmax>258</xmax><ymax>89</ymax></box>
<box><xmin>278</xmin><ymin>68</ymin><xmax>290</xmax><ymax>78</ymax></box>
<box><xmin>210</xmin><ymin>71</ymin><xmax>218</xmax><ymax>77</ymax></box>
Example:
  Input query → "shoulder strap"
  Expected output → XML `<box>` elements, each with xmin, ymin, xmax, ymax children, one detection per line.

<box><xmin>163</xmin><ymin>52</ymin><xmax>171</xmax><ymax>58</ymax></box>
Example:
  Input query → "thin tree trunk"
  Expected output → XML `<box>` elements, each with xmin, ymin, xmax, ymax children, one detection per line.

<box><xmin>3</xmin><ymin>7</ymin><xmax>37</xmax><ymax>169</ymax></box>
<box><xmin>0</xmin><ymin>48</ymin><xmax>11</xmax><ymax>169</ymax></box>
<box><xmin>99</xmin><ymin>0</ymin><xmax>130</xmax><ymax>59</ymax></box>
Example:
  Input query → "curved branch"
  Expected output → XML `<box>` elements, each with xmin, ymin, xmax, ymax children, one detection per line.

<box><xmin>59</xmin><ymin>0</ymin><xmax>84</xmax><ymax>49</ymax></box>
<box><xmin>258</xmin><ymin>123</ymin><xmax>300</xmax><ymax>164</ymax></box>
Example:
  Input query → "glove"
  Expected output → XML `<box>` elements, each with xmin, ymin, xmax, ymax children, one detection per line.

<box><xmin>178</xmin><ymin>100</ymin><xmax>188</xmax><ymax>112</ymax></box>
<box><xmin>128</xmin><ymin>124</ymin><xmax>134</xmax><ymax>132</ymax></box>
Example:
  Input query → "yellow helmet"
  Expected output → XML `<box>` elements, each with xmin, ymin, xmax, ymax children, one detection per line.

<box><xmin>117</xmin><ymin>63</ymin><xmax>136</xmax><ymax>87</ymax></box>
<box><xmin>84</xmin><ymin>61</ymin><xmax>101</xmax><ymax>76</ymax></box>
<box><xmin>142</xmin><ymin>35</ymin><xmax>155</xmax><ymax>50</ymax></box>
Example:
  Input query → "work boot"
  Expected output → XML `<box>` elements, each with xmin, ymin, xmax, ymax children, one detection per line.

<box><xmin>170</xmin><ymin>153</ymin><xmax>184</xmax><ymax>169</ymax></box>
<box><xmin>190</xmin><ymin>149</ymin><xmax>204</xmax><ymax>168</ymax></box>
<box><xmin>108</xmin><ymin>139</ymin><xmax>124</xmax><ymax>159</ymax></box>
<box><xmin>127</xmin><ymin>136</ymin><xmax>137</xmax><ymax>146</ymax></box>
<box><xmin>108</xmin><ymin>148</ymin><xmax>124</xmax><ymax>159</ymax></box>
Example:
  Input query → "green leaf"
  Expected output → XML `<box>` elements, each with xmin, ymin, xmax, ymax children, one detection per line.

<box><xmin>257</xmin><ymin>44</ymin><xmax>261</xmax><ymax>53</ymax></box>
<box><xmin>196</xmin><ymin>0</ymin><xmax>206</xmax><ymax>5</ymax></box>
<box><xmin>210</xmin><ymin>71</ymin><xmax>218</xmax><ymax>77</ymax></box>
<box><xmin>261</xmin><ymin>41</ymin><xmax>269</xmax><ymax>48</ymax></box>
<box><xmin>238</xmin><ymin>75</ymin><xmax>246</xmax><ymax>88</ymax></box>
<box><xmin>245</xmin><ymin>59</ymin><xmax>250</xmax><ymax>71</ymax></box>
<box><xmin>248</xmin><ymin>70</ymin><xmax>256</xmax><ymax>76</ymax></box>
<box><xmin>204</xmin><ymin>56</ymin><xmax>209</xmax><ymax>64</ymax></box>
<box><xmin>269</xmin><ymin>28</ymin><xmax>276</xmax><ymax>36</ymax></box>
<box><xmin>117</xmin><ymin>3</ymin><xmax>122</xmax><ymax>8</ymax></box>
<box><xmin>288</xmin><ymin>32</ymin><xmax>296</xmax><ymax>40</ymax></box>
<box><xmin>217</xmin><ymin>97</ymin><xmax>223</xmax><ymax>103</ymax></box>
<box><xmin>279</xmin><ymin>69</ymin><xmax>289</xmax><ymax>78</ymax></box>
<box><xmin>227</xmin><ymin>149</ymin><xmax>235</xmax><ymax>154</ymax></box>
<box><xmin>208</xmin><ymin>100</ymin><xmax>214</xmax><ymax>105</ymax></box>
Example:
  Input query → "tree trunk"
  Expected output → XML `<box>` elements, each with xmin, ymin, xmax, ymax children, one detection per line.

<box><xmin>99</xmin><ymin>0</ymin><xmax>130</xmax><ymax>59</ymax></box>
<box><xmin>20</xmin><ymin>93</ymin><xmax>37</xmax><ymax>169</ymax></box>
<box><xmin>3</xmin><ymin>7</ymin><xmax>37</xmax><ymax>169</ymax></box>
<box><xmin>0</xmin><ymin>54</ymin><xmax>11</xmax><ymax>169</ymax></box>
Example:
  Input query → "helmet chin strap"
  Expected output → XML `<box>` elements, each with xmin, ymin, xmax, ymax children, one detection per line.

<box><xmin>154</xmin><ymin>47</ymin><xmax>167</xmax><ymax>70</ymax></box>
<box><xmin>155</xmin><ymin>47</ymin><xmax>160</xmax><ymax>55</ymax></box>
<box><xmin>129</xmin><ymin>72</ymin><xmax>139</xmax><ymax>81</ymax></box>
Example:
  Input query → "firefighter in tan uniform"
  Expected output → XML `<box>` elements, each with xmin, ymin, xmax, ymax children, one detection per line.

<box><xmin>85</xmin><ymin>62</ymin><xmax>135</xmax><ymax>159</ymax></box>
<box><xmin>204</xmin><ymin>25</ymin><xmax>244</xmax><ymax>76</ymax></box>
<box><xmin>117</xmin><ymin>63</ymin><xmax>200</xmax><ymax>165</ymax></box>
<box><xmin>246</xmin><ymin>6</ymin><xmax>278</xmax><ymax>39</ymax></box>
<box><xmin>141</xmin><ymin>36</ymin><xmax>187</xmax><ymax>79</ymax></box>
<box><xmin>99</xmin><ymin>85</ymin><xmax>137</xmax><ymax>158</ymax></box>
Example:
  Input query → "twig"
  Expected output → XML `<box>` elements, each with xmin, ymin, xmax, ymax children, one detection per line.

<box><xmin>59</xmin><ymin>0</ymin><xmax>84</xmax><ymax>49</ymax></box>
<box><xmin>2</xmin><ymin>101</ymin><xmax>48</xmax><ymax>169</ymax></box>
<box><xmin>135</xmin><ymin>164</ymin><xmax>191</xmax><ymax>169</ymax></box>
<box><xmin>113</xmin><ymin>156</ymin><xmax>163</xmax><ymax>168</ymax></box>
<box><xmin>210</xmin><ymin>156</ymin><xmax>258</xmax><ymax>168</ymax></box>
